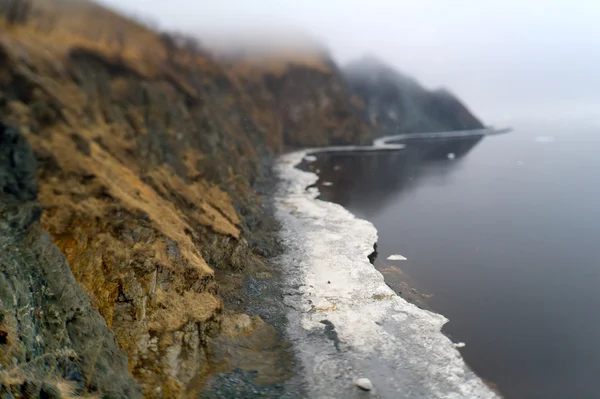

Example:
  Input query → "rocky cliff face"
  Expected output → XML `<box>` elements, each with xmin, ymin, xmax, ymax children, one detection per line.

<box><xmin>227</xmin><ymin>53</ymin><xmax>371</xmax><ymax>148</ymax></box>
<box><xmin>0</xmin><ymin>122</ymin><xmax>141</xmax><ymax>398</ymax></box>
<box><xmin>0</xmin><ymin>1</ymin><xmax>370</xmax><ymax>397</ymax></box>
<box><xmin>344</xmin><ymin>56</ymin><xmax>484</xmax><ymax>137</ymax></box>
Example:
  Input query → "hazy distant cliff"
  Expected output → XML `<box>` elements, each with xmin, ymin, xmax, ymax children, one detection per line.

<box><xmin>343</xmin><ymin>56</ymin><xmax>484</xmax><ymax>137</ymax></box>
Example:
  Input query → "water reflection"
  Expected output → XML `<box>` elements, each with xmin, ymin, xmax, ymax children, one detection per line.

<box><xmin>302</xmin><ymin>128</ymin><xmax>600</xmax><ymax>398</ymax></box>
<box><xmin>302</xmin><ymin>136</ymin><xmax>483</xmax><ymax>219</ymax></box>
<box><xmin>299</xmin><ymin>136</ymin><xmax>485</xmax><ymax>308</ymax></box>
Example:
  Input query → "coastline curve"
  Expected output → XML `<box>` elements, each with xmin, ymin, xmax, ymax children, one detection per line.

<box><xmin>273</xmin><ymin>129</ymin><xmax>507</xmax><ymax>398</ymax></box>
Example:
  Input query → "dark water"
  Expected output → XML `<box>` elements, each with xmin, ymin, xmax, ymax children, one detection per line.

<box><xmin>307</xmin><ymin>124</ymin><xmax>600</xmax><ymax>399</ymax></box>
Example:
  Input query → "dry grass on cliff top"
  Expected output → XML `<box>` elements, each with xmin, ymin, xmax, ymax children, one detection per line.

<box><xmin>228</xmin><ymin>52</ymin><xmax>332</xmax><ymax>78</ymax></box>
<box><xmin>5</xmin><ymin>0</ymin><xmax>331</xmax><ymax>79</ymax></box>
<box><xmin>1</xmin><ymin>0</ymin><xmax>226</xmax><ymax>86</ymax></box>
<box><xmin>4</xmin><ymin>0</ymin><xmax>164</xmax><ymax>71</ymax></box>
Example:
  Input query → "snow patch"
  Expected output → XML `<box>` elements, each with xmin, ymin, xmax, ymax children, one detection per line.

<box><xmin>275</xmin><ymin>149</ymin><xmax>499</xmax><ymax>399</ymax></box>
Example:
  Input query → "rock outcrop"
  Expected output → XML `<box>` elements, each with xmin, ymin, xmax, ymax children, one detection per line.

<box><xmin>0</xmin><ymin>121</ymin><xmax>141</xmax><ymax>398</ymax></box>
<box><xmin>225</xmin><ymin>52</ymin><xmax>372</xmax><ymax>148</ymax></box>
<box><xmin>344</xmin><ymin>56</ymin><xmax>484</xmax><ymax>137</ymax></box>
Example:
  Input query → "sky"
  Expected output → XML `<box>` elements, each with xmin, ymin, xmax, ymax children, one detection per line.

<box><xmin>100</xmin><ymin>0</ymin><xmax>600</xmax><ymax>126</ymax></box>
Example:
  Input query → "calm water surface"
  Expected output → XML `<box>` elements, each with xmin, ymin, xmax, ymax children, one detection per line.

<box><xmin>307</xmin><ymin>123</ymin><xmax>600</xmax><ymax>399</ymax></box>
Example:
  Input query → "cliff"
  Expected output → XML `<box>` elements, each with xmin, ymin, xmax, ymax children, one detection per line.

<box><xmin>225</xmin><ymin>52</ymin><xmax>371</xmax><ymax>148</ymax></box>
<box><xmin>0</xmin><ymin>0</ymin><xmax>369</xmax><ymax>397</ymax></box>
<box><xmin>0</xmin><ymin>121</ymin><xmax>141</xmax><ymax>398</ymax></box>
<box><xmin>343</xmin><ymin>56</ymin><xmax>485</xmax><ymax>137</ymax></box>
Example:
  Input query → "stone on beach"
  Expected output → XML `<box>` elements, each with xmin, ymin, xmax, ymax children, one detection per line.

<box><xmin>356</xmin><ymin>378</ymin><xmax>373</xmax><ymax>391</ymax></box>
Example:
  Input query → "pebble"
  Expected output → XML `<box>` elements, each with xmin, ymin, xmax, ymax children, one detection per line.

<box><xmin>356</xmin><ymin>378</ymin><xmax>373</xmax><ymax>391</ymax></box>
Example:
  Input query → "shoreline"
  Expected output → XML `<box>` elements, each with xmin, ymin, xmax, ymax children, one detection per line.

<box><xmin>274</xmin><ymin>147</ymin><xmax>499</xmax><ymax>398</ymax></box>
<box><xmin>194</xmin><ymin>171</ymin><xmax>306</xmax><ymax>398</ymax></box>
<box><xmin>197</xmin><ymin>128</ymin><xmax>510</xmax><ymax>397</ymax></box>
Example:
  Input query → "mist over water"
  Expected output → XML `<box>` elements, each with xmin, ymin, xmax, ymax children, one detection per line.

<box><xmin>309</xmin><ymin>123</ymin><xmax>600</xmax><ymax>398</ymax></box>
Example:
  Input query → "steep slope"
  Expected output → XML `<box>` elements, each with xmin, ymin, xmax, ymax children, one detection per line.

<box><xmin>0</xmin><ymin>122</ymin><xmax>141</xmax><ymax>398</ymax></box>
<box><xmin>344</xmin><ymin>56</ymin><xmax>485</xmax><ymax>137</ymax></box>
<box><xmin>0</xmin><ymin>0</ymin><xmax>371</xmax><ymax>397</ymax></box>
<box><xmin>226</xmin><ymin>52</ymin><xmax>371</xmax><ymax>148</ymax></box>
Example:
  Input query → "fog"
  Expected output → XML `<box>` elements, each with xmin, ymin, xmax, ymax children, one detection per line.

<box><xmin>101</xmin><ymin>0</ymin><xmax>600</xmax><ymax>126</ymax></box>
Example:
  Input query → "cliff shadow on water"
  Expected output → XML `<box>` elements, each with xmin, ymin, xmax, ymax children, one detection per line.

<box><xmin>301</xmin><ymin>136</ymin><xmax>483</xmax><ymax>215</ymax></box>
<box><xmin>299</xmin><ymin>136</ymin><xmax>484</xmax><ymax>307</ymax></box>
